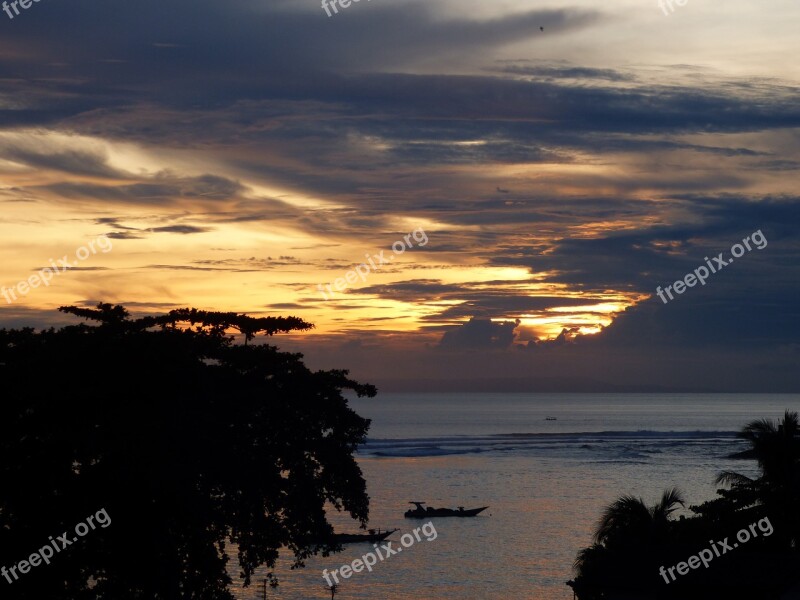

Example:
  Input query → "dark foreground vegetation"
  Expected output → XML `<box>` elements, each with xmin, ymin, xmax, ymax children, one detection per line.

<box><xmin>0</xmin><ymin>304</ymin><xmax>375</xmax><ymax>599</ymax></box>
<box><xmin>570</xmin><ymin>411</ymin><xmax>800</xmax><ymax>600</ymax></box>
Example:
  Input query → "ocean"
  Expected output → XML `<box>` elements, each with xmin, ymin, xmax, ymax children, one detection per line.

<box><xmin>233</xmin><ymin>393</ymin><xmax>798</xmax><ymax>600</ymax></box>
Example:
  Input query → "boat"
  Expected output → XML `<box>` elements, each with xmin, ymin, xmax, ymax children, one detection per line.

<box><xmin>404</xmin><ymin>501</ymin><xmax>489</xmax><ymax>518</ymax></box>
<box><xmin>545</xmin><ymin>417</ymin><xmax>557</xmax><ymax>421</ymax></box>
<box><xmin>329</xmin><ymin>528</ymin><xmax>398</xmax><ymax>544</ymax></box>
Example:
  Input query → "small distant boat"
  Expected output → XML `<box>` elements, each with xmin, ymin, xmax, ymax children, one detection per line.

<box><xmin>330</xmin><ymin>528</ymin><xmax>398</xmax><ymax>544</ymax></box>
<box><xmin>545</xmin><ymin>417</ymin><xmax>557</xmax><ymax>421</ymax></box>
<box><xmin>404</xmin><ymin>502</ymin><xmax>488</xmax><ymax>519</ymax></box>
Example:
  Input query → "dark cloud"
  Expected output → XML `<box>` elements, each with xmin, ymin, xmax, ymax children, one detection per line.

<box><xmin>106</xmin><ymin>232</ymin><xmax>143</xmax><ymax>240</ymax></box>
<box><xmin>501</xmin><ymin>196</ymin><xmax>799</xmax><ymax>292</ymax></box>
<box><xmin>143</xmin><ymin>264</ymin><xmax>258</xmax><ymax>272</ymax></box>
<box><xmin>0</xmin><ymin>146</ymin><xmax>121</xmax><ymax>178</ymax></box>
<box><xmin>39</xmin><ymin>174</ymin><xmax>244</xmax><ymax>205</ymax></box>
<box><xmin>439</xmin><ymin>317</ymin><xmax>520</xmax><ymax>349</ymax></box>
<box><xmin>0</xmin><ymin>1</ymin><xmax>601</xmax><ymax>83</ymax></box>
<box><xmin>352</xmin><ymin>279</ymin><xmax>608</xmax><ymax>319</ymax></box>
<box><xmin>493</xmin><ymin>63</ymin><xmax>635</xmax><ymax>82</ymax></box>
<box><xmin>266</xmin><ymin>303</ymin><xmax>306</xmax><ymax>310</ymax></box>
<box><xmin>150</xmin><ymin>225</ymin><xmax>211</xmax><ymax>234</ymax></box>
<box><xmin>95</xmin><ymin>217</ymin><xmax>138</xmax><ymax>230</ymax></box>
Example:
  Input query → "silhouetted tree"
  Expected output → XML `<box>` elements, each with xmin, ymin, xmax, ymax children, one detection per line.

<box><xmin>571</xmin><ymin>489</ymin><xmax>684</xmax><ymax>599</ymax></box>
<box><xmin>701</xmin><ymin>411</ymin><xmax>800</xmax><ymax>549</ymax></box>
<box><xmin>572</xmin><ymin>413</ymin><xmax>800</xmax><ymax>600</ymax></box>
<box><xmin>0</xmin><ymin>304</ymin><xmax>375</xmax><ymax>600</ymax></box>
<box><xmin>595</xmin><ymin>488</ymin><xmax>685</xmax><ymax>549</ymax></box>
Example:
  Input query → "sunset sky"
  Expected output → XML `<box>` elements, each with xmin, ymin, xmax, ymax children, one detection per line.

<box><xmin>1</xmin><ymin>0</ymin><xmax>798</xmax><ymax>391</ymax></box>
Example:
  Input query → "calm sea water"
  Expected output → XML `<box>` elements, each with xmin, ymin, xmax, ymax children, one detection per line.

<box><xmin>232</xmin><ymin>393</ymin><xmax>799</xmax><ymax>600</ymax></box>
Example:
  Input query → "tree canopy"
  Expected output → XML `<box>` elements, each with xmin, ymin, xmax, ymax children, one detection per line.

<box><xmin>0</xmin><ymin>303</ymin><xmax>376</xmax><ymax>599</ymax></box>
<box><xmin>570</xmin><ymin>412</ymin><xmax>800</xmax><ymax>600</ymax></box>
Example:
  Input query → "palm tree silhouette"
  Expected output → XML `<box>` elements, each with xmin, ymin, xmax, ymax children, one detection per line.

<box><xmin>594</xmin><ymin>487</ymin><xmax>685</xmax><ymax>548</ymax></box>
<box><xmin>571</xmin><ymin>414</ymin><xmax>800</xmax><ymax>599</ymax></box>
<box><xmin>571</xmin><ymin>488</ymin><xmax>684</xmax><ymax>599</ymax></box>
<box><xmin>716</xmin><ymin>410</ymin><xmax>800</xmax><ymax>548</ymax></box>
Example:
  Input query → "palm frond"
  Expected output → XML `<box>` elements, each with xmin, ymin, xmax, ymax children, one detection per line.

<box><xmin>715</xmin><ymin>470</ymin><xmax>755</xmax><ymax>487</ymax></box>
<box><xmin>594</xmin><ymin>495</ymin><xmax>650</xmax><ymax>544</ymax></box>
<box><xmin>740</xmin><ymin>418</ymin><xmax>779</xmax><ymax>440</ymax></box>
<box><xmin>573</xmin><ymin>543</ymin><xmax>606</xmax><ymax>571</ymax></box>
<box><xmin>782</xmin><ymin>410</ymin><xmax>799</xmax><ymax>434</ymax></box>
<box><xmin>653</xmin><ymin>487</ymin><xmax>685</xmax><ymax>518</ymax></box>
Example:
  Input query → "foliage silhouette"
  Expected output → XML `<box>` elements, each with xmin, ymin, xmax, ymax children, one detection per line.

<box><xmin>593</xmin><ymin>488</ymin><xmax>685</xmax><ymax>548</ymax></box>
<box><xmin>572</xmin><ymin>489</ymin><xmax>685</xmax><ymax>599</ymax></box>
<box><xmin>571</xmin><ymin>412</ymin><xmax>800</xmax><ymax>600</ymax></box>
<box><xmin>0</xmin><ymin>303</ymin><xmax>376</xmax><ymax>599</ymax></box>
<box><xmin>707</xmin><ymin>410</ymin><xmax>800</xmax><ymax>550</ymax></box>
